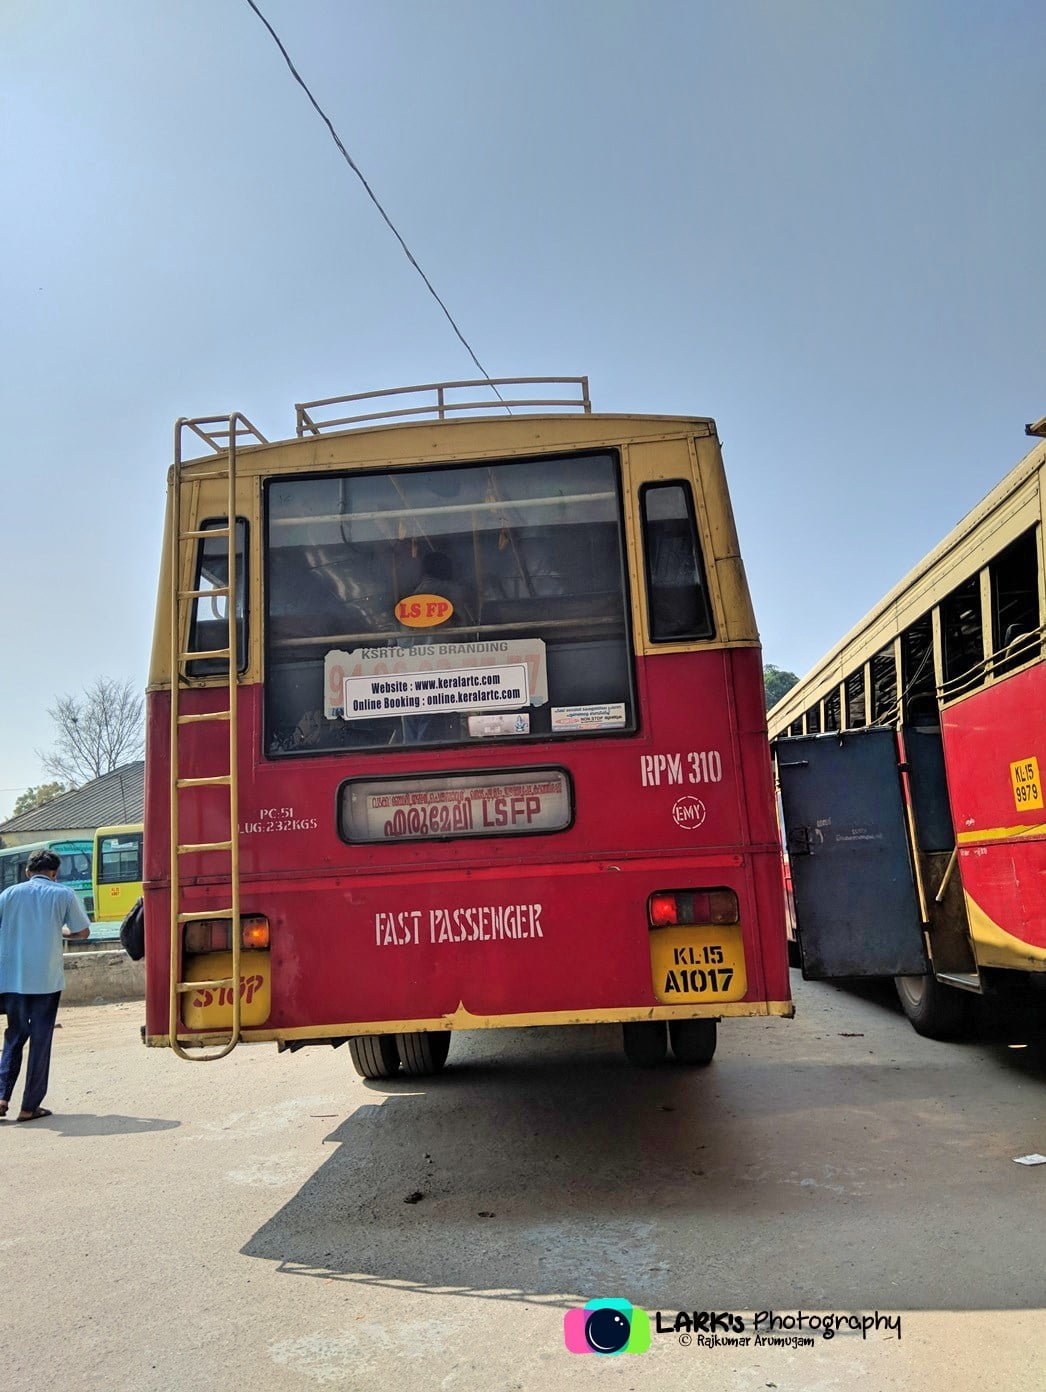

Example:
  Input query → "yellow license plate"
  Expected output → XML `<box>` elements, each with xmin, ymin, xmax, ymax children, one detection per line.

<box><xmin>649</xmin><ymin>926</ymin><xmax>747</xmax><ymax>1004</ymax></box>
<box><xmin>181</xmin><ymin>950</ymin><xmax>271</xmax><ymax>1030</ymax></box>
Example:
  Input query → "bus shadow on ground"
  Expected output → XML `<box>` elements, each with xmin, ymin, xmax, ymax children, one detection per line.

<box><xmin>814</xmin><ymin>973</ymin><xmax>1046</xmax><ymax>1053</ymax></box>
<box><xmin>241</xmin><ymin>1023</ymin><xmax>1046</xmax><ymax>1311</ymax></box>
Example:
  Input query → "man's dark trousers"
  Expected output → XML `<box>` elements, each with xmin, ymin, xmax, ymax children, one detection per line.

<box><xmin>0</xmin><ymin>992</ymin><xmax>62</xmax><ymax>1113</ymax></box>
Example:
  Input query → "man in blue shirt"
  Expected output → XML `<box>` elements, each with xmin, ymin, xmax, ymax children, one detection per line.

<box><xmin>0</xmin><ymin>848</ymin><xmax>90</xmax><ymax>1122</ymax></box>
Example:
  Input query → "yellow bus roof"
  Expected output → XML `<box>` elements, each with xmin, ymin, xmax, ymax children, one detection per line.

<box><xmin>767</xmin><ymin>433</ymin><xmax>1046</xmax><ymax>736</ymax></box>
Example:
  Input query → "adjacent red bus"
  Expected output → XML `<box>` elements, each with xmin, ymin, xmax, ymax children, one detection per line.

<box><xmin>769</xmin><ymin>421</ymin><xmax>1046</xmax><ymax>1038</ymax></box>
<box><xmin>144</xmin><ymin>379</ymin><xmax>791</xmax><ymax>1074</ymax></box>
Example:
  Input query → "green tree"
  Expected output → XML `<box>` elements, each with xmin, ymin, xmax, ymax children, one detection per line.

<box><xmin>11</xmin><ymin>781</ymin><xmax>71</xmax><ymax>817</ymax></box>
<box><xmin>764</xmin><ymin>664</ymin><xmax>800</xmax><ymax>711</ymax></box>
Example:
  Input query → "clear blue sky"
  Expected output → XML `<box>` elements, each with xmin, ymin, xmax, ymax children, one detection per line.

<box><xmin>1</xmin><ymin>0</ymin><xmax>1043</xmax><ymax>816</ymax></box>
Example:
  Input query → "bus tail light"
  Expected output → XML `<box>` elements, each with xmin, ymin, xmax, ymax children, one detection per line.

<box><xmin>184</xmin><ymin>915</ymin><xmax>270</xmax><ymax>953</ymax></box>
<box><xmin>648</xmin><ymin>889</ymin><xmax>739</xmax><ymax>927</ymax></box>
<box><xmin>241</xmin><ymin>919</ymin><xmax>270</xmax><ymax>949</ymax></box>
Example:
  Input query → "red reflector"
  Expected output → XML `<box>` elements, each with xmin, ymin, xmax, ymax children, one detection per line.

<box><xmin>649</xmin><ymin>893</ymin><xmax>679</xmax><ymax>926</ymax></box>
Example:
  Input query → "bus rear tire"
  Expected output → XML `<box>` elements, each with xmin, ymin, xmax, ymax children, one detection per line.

<box><xmin>348</xmin><ymin>1033</ymin><xmax>401</xmax><ymax>1079</ymax></box>
<box><xmin>622</xmin><ymin>1021</ymin><xmax>668</xmax><ymax>1067</ymax></box>
<box><xmin>396</xmin><ymin>1030</ymin><xmax>451</xmax><ymax>1076</ymax></box>
<box><xmin>894</xmin><ymin>973</ymin><xmax>973</xmax><ymax>1040</ymax></box>
<box><xmin>669</xmin><ymin>1018</ymin><xmax>717</xmax><ymax>1065</ymax></box>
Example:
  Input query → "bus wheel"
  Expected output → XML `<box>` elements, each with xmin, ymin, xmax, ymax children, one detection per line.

<box><xmin>396</xmin><ymin>1030</ymin><xmax>451</xmax><ymax>1076</ymax></box>
<box><xmin>622</xmin><ymin>1021</ymin><xmax>668</xmax><ymax>1067</ymax></box>
<box><xmin>894</xmin><ymin>974</ymin><xmax>973</xmax><ymax>1040</ymax></box>
<box><xmin>348</xmin><ymin>1034</ymin><xmax>400</xmax><ymax>1079</ymax></box>
<box><xmin>669</xmin><ymin>1018</ymin><xmax>717</xmax><ymax>1065</ymax></box>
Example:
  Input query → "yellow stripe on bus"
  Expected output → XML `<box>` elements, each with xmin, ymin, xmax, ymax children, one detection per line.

<box><xmin>956</xmin><ymin>823</ymin><xmax>1045</xmax><ymax>844</ymax></box>
<box><xmin>965</xmin><ymin>893</ymin><xmax>1046</xmax><ymax>971</ymax></box>
<box><xmin>145</xmin><ymin>998</ymin><xmax>796</xmax><ymax>1047</ymax></box>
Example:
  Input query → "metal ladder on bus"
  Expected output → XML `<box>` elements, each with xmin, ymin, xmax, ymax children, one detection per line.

<box><xmin>168</xmin><ymin>413</ymin><xmax>266</xmax><ymax>1061</ymax></box>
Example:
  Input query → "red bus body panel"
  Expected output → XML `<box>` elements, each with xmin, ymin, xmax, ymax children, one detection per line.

<box><xmin>942</xmin><ymin>662</ymin><xmax>1046</xmax><ymax>964</ymax></box>
<box><xmin>144</xmin><ymin>648</ymin><xmax>790</xmax><ymax>1037</ymax></box>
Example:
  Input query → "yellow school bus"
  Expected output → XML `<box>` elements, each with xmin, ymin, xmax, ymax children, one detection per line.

<box><xmin>92</xmin><ymin>823</ymin><xmax>144</xmax><ymax>922</ymax></box>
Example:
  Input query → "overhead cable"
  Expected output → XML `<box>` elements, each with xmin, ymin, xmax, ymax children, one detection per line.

<box><xmin>243</xmin><ymin>0</ymin><xmax>508</xmax><ymax>410</ymax></box>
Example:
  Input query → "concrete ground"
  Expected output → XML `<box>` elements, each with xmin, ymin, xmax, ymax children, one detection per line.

<box><xmin>1</xmin><ymin>975</ymin><xmax>1044</xmax><ymax>1392</ymax></box>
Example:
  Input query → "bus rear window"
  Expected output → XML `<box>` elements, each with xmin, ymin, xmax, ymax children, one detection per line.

<box><xmin>264</xmin><ymin>452</ymin><xmax>635</xmax><ymax>754</ymax></box>
<box><xmin>99</xmin><ymin>834</ymin><xmax>143</xmax><ymax>884</ymax></box>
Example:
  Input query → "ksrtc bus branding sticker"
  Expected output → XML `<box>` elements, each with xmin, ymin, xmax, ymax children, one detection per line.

<box><xmin>672</xmin><ymin>796</ymin><xmax>707</xmax><ymax>830</ymax></box>
<box><xmin>374</xmin><ymin>903</ymin><xmax>544</xmax><ymax>947</ymax></box>
<box><xmin>395</xmin><ymin>593</ymin><xmax>454</xmax><ymax>628</ymax></box>
<box><xmin>1010</xmin><ymin>756</ymin><xmax>1043</xmax><ymax>811</ymax></box>
<box><xmin>551</xmin><ymin>703</ymin><xmax>626</xmax><ymax>732</ymax></box>
<box><xmin>342</xmin><ymin>663</ymin><xmax>529</xmax><ymax>719</ymax></box>
<box><xmin>343</xmin><ymin>770</ymin><xmax>570</xmax><ymax>842</ymax></box>
<box><xmin>323</xmin><ymin>640</ymin><xmax>548</xmax><ymax>719</ymax></box>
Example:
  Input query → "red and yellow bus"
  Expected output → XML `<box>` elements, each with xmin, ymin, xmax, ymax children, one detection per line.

<box><xmin>768</xmin><ymin>420</ymin><xmax>1046</xmax><ymax>1038</ymax></box>
<box><xmin>143</xmin><ymin>379</ymin><xmax>790</xmax><ymax>1073</ymax></box>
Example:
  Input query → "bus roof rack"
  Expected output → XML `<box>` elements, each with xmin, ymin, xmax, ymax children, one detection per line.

<box><xmin>295</xmin><ymin>377</ymin><xmax>592</xmax><ymax>437</ymax></box>
<box><xmin>177</xmin><ymin>415</ymin><xmax>269</xmax><ymax>456</ymax></box>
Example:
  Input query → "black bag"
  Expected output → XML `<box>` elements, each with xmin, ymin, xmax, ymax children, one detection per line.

<box><xmin>119</xmin><ymin>897</ymin><xmax>145</xmax><ymax>961</ymax></box>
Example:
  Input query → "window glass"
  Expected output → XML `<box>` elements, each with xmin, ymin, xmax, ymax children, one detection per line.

<box><xmin>265</xmin><ymin>452</ymin><xmax>634</xmax><ymax>755</ymax></box>
<box><xmin>940</xmin><ymin>575</ymin><xmax>984</xmax><ymax>694</ymax></box>
<box><xmin>901</xmin><ymin>615</ymin><xmax>937</xmax><ymax>724</ymax></box>
<box><xmin>806</xmin><ymin>704</ymin><xmax>821</xmax><ymax>734</ymax></box>
<box><xmin>187</xmin><ymin>519</ymin><xmax>247</xmax><ymax>677</ymax></box>
<box><xmin>788</xmin><ymin>719</ymin><xmax>803</xmax><ymax>736</ymax></box>
<box><xmin>870</xmin><ymin>644</ymin><xmax>898</xmax><ymax>723</ymax></box>
<box><xmin>845</xmin><ymin>669</ymin><xmax>867</xmax><ymax>728</ymax></box>
<box><xmin>824</xmin><ymin>686</ymin><xmax>841</xmax><ymax>732</ymax></box>
<box><xmin>99</xmin><ymin>834</ymin><xmax>143</xmax><ymax>884</ymax></box>
<box><xmin>57</xmin><ymin>852</ymin><xmax>91</xmax><ymax>883</ymax></box>
<box><xmin>990</xmin><ymin>529</ymin><xmax>1040</xmax><ymax>677</ymax></box>
<box><xmin>639</xmin><ymin>482</ymin><xmax>714</xmax><ymax>642</ymax></box>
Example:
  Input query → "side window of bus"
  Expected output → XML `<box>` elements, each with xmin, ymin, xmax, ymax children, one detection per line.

<box><xmin>940</xmin><ymin>575</ymin><xmax>984</xmax><ymax>696</ymax></box>
<box><xmin>788</xmin><ymin>719</ymin><xmax>803</xmax><ymax>736</ymax></box>
<box><xmin>823</xmin><ymin>686</ymin><xmax>841</xmax><ymax>732</ymax></box>
<box><xmin>990</xmin><ymin>528</ymin><xmax>1040</xmax><ymax>677</ymax></box>
<box><xmin>806</xmin><ymin>704</ymin><xmax>821</xmax><ymax>734</ymax></box>
<box><xmin>639</xmin><ymin>482</ymin><xmax>715</xmax><ymax>642</ymax></box>
<box><xmin>99</xmin><ymin>834</ymin><xmax>143</xmax><ymax>884</ymax></box>
<box><xmin>187</xmin><ymin>519</ymin><xmax>248</xmax><ymax>677</ymax></box>
<box><xmin>845</xmin><ymin>668</ymin><xmax>867</xmax><ymax>728</ymax></box>
<box><xmin>870</xmin><ymin>644</ymin><xmax>898</xmax><ymax>723</ymax></box>
<box><xmin>901</xmin><ymin>614</ymin><xmax>937</xmax><ymax>724</ymax></box>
